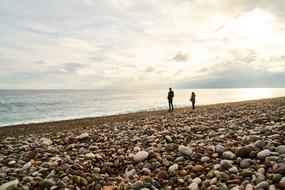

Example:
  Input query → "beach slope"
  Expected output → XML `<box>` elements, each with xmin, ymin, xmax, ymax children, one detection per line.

<box><xmin>0</xmin><ymin>97</ymin><xmax>285</xmax><ymax>189</ymax></box>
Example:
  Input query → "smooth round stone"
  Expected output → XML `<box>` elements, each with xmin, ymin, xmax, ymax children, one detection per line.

<box><xmin>210</xmin><ymin>177</ymin><xmax>217</xmax><ymax>185</ymax></box>
<box><xmin>272</xmin><ymin>174</ymin><xmax>281</xmax><ymax>183</ymax></box>
<box><xmin>131</xmin><ymin>180</ymin><xmax>144</xmax><ymax>190</ymax></box>
<box><xmin>229</xmin><ymin>166</ymin><xmax>238</xmax><ymax>174</ymax></box>
<box><xmin>22</xmin><ymin>162</ymin><xmax>32</xmax><ymax>170</ymax></box>
<box><xmin>85</xmin><ymin>152</ymin><xmax>95</xmax><ymax>159</ymax></box>
<box><xmin>240</xmin><ymin>159</ymin><xmax>252</xmax><ymax>169</ymax></box>
<box><xmin>188</xmin><ymin>182</ymin><xmax>199</xmax><ymax>190</ymax></box>
<box><xmin>254</xmin><ymin>140</ymin><xmax>265</xmax><ymax>149</ymax></box>
<box><xmin>255</xmin><ymin>181</ymin><xmax>269</xmax><ymax>190</ymax></box>
<box><xmin>174</xmin><ymin>156</ymin><xmax>185</xmax><ymax>162</ymax></box>
<box><xmin>134</xmin><ymin>151</ymin><xmax>149</xmax><ymax>162</ymax></box>
<box><xmin>169</xmin><ymin>164</ymin><xmax>178</xmax><ymax>172</ymax></box>
<box><xmin>192</xmin><ymin>177</ymin><xmax>202</xmax><ymax>185</ymax></box>
<box><xmin>220</xmin><ymin>160</ymin><xmax>233</xmax><ymax>169</ymax></box>
<box><xmin>276</xmin><ymin>145</ymin><xmax>285</xmax><ymax>154</ymax></box>
<box><xmin>0</xmin><ymin>179</ymin><xmax>19</xmax><ymax>189</ymax></box>
<box><xmin>245</xmin><ymin>184</ymin><xmax>253</xmax><ymax>190</ymax></box>
<box><xmin>216</xmin><ymin>144</ymin><xmax>225</xmax><ymax>154</ymax></box>
<box><xmin>178</xmin><ymin>145</ymin><xmax>192</xmax><ymax>156</ymax></box>
<box><xmin>222</xmin><ymin>151</ymin><xmax>236</xmax><ymax>160</ymax></box>
<box><xmin>141</xmin><ymin>168</ymin><xmax>151</xmax><ymax>175</ymax></box>
<box><xmin>8</xmin><ymin>160</ymin><xmax>16</xmax><ymax>165</ymax></box>
<box><xmin>93</xmin><ymin>167</ymin><xmax>101</xmax><ymax>173</ymax></box>
<box><xmin>257</xmin><ymin>149</ymin><xmax>271</xmax><ymax>159</ymax></box>
<box><xmin>201</xmin><ymin>156</ymin><xmax>210</xmax><ymax>162</ymax></box>
<box><xmin>235</xmin><ymin>146</ymin><xmax>252</xmax><ymax>157</ymax></box>
<box><xmin>76</xmin><ymin>132</ymin><xmax>89</xmax><ymax>139</ymax></box>
<box><xmin>192</xmin><ymin>165</ymin><xmax>204</xmax><ymax>172</ymax></box>
<box><xmin>269</xmin><ymin>184</ymin><xmax>276</xmax><ymax>190</ymax></box>
<box><xmin>40</xmin><ymin>137</ymin><xmax>53</xmax><ymax>146</ymax></box>
<box><xmin>279</xmin><ymin>177</ymin><xmax>285</xmax><ymax>189</ymax></box>
<box><xmin>165</xmin><ymin>135</ymin><xmax>172</xmax><ymax>142</ymax></box>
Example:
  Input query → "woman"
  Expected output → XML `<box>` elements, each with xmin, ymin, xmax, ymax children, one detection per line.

<box><xmin>190</xmin><ymin>92</ymin><xmax>196</xmax><ymax>110</ymax></box>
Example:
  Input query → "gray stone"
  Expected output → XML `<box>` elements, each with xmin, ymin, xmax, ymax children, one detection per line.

<box><xmin>255</xmin><ymin>181</ymin><xmax>269</xmax><ymax>190</ymax></box>
<box><xmin>216</xmin><ymin>144</ymin><xmax>225</xmax><ymax>154</ymax></box>
<box><xmin>222</xmin><ymin>151</ymin><xmax>236</xmax><ymax>160</ymax></box>
<box><xmin>257</xmin><ymin>149</ymin><xmax>271</xmax><ymax>159</ymax></box>
<box><xmin>131</xmin><ymin>180</ymin><xmax>144</xmax><ymax>190</ymax></box>
<box><xmin>276</xmin><ymin>145</ymin><xmax>285</xmax><ymax>154</ymax></box>
<box><xmin>240</xmin><ymin>159</ymin><xmax>252</xmax><ymax>169</ymax></box>
<box><xmin>178</xmin><ymin>145</ymin><xmax>192</xmax><ymax>156</ymax></box>
<box><xmin>0</xmin><ymin>179</ymin><xmax>19</xmax><ymax>190</ymax></box>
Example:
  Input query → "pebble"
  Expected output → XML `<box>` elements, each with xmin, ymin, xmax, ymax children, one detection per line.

<box><xmin>257</xmin><ymin>149</ymin><xmax>271</xmax><ymax>159</ymax></box>
<box><xmin>169</xmin><ymin>164</ymin><xmax>178</xmax><ymax>172</ymax></box>
<box><xmin>279</xmin><ymin>177</ymin><xmax>285</xmax><ymax>189</ymax></box>
<box><xmin>255</xmin><ymin>181</ymin><xmax>269</xmax><ymax>190</ymax></box>
<box><xmin>222</xmin><ymin>151</ymin><xmax>236</xmax><ymax>160</ymax></box>
<box><xmin>178</xmin><ymin>145</ymin><xmax>192</xmax><ymax>156</ymax></box>
<box><xmin>134</xmin><ymin>151</ymin><xmax>149</xmax><ymax>162</ymax></box>
<box><xmin>131</xmin><ymin>180</ymin><xmax>144</xmax><ymax>190</ymax></box>
<box><xmin>188</xmin><ymin>182</ymin><xmax>199</xmax><ymax>190</ymax></box>
<box><xmin>216</xmin><ymin>144</ymin><xmax>225</xmax><ymax>154</ymax></box>
<box><xmin>0</xmin><ymin>98</ymin><xmax>284</xmax><ymax>190</ymax></box>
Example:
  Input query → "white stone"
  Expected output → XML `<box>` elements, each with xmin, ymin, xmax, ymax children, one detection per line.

<box><xmin>8</xmin><ymin>160</ymin><xmax>16</xmax><ymax>165</ymax></box>
<box><xmin>76</xmin><ymin>132</ymin><xmax>89</xmax><ymax>139</ymax></box>
<box><xmin>0</xmin><ymin>179</ymin><xmax>19</xmax><ymax>190</ymax></box>
<box><xmin>201</xmin><ymin>156</ymin><xmax>210</xmax><ymax>162</ymax></box>
<box><xmin>210</xmin><ymin>177</ymin><xmax>218</xmax><ymax>185</ymax></box>
<box><xmin>134</xmin><ymin>151</ymin><xmax>149</xmax><ymax>162</ymax></box>
<box><xmin>169</xmin><ymin>164</ymin><xmax>178</xmax><ymax>172</ymax></box>
<box><xmin>40</xmin><ymin>137</ymin><xmax>52</xmax><ymax>146</ymax></box>
<box><xmin>188</xmin><ymin>182</ymin><xmax>199</xmax><ymax>190</ymax></box>
<box><xmin>178</xmin><ymin>145</ymin><xmax>192</xmax><ymax>156</ymax></box>
<box><xmin>245</xmin><ymin>184</ymin><xmax>253</xmax><ymax>190</ymax></box>
<box><xmin>192</xmin><ymin>177</ymin><xmax>202</xmax><ymax>185</ymax></box>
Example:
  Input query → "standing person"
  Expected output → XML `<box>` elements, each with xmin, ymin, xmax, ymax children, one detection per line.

<box><xmin>190</xmin><ymin>92</ymin><xmax>196</xmax><ymax>110</ymax></box>
<box><xmin>167</xmin><ymin>88</ymin><xmax>174</xmax><ymax>112</ymax></box>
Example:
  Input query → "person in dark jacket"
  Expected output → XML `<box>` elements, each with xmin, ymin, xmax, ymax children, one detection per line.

<box><xmin>168</xmin><ymin>88</ymin><xmax>174</xmax><ymax>112</ymax></box>
<box><xmin>190</xmin><ymin>92</ymin><xmax>196</xmax><ymax>110</ymax></box>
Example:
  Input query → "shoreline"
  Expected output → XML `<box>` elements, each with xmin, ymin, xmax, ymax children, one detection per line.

<box><xmin>0</xmin><ymin>96</ymin><xmax>284</xmax><ymax>140</ymax></box>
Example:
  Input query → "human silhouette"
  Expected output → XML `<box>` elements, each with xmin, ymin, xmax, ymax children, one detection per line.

<box><xmin>168</xmin><ymin>88</ymin><xmax>174</xmax><ymax>112</ymax></box>
<box><xmin>190</xmin><ymin>92</ymin><xmax>196</xmax><ymax>110</ymax></box>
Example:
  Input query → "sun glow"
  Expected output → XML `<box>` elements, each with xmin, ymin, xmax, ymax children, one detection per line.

<box><xmin>230</xmin><ymin>8</ymin><xmax>274</xmax><ymax>46</ymax></box>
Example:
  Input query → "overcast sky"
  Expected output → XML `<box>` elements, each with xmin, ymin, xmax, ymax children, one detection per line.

<box><xmin>1</xmin><ymin>0</ymin><xmax>285</xmax><ymax>89</ymax></box>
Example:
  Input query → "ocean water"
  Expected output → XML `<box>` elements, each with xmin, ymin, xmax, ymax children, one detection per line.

<box><xmin>0</xmin><ymin>88</ymin><xmax>285</xmax><ymax>127</ymax></box>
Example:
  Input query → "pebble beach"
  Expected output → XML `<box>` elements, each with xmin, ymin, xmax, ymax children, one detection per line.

<box><xmin>1</xmin><ymin>97</ymin><xmax>285</xmax><ymax>190</ymax></box>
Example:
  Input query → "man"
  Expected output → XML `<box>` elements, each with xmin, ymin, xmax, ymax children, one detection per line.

<box><xmin>167</xmin><ymin>88</ymin><xmax>174</xmax><ymax>112</ymax></box>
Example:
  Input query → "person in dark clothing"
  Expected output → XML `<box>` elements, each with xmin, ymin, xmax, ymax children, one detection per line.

<box><xmin>168</xmin><ymin>88</ymin><xmax>174</xmax><ymax>112</ymax></box>
<box><xmin>190</xmin><ymin>92</ymin><xmax>196</xmax><ymax>110</ymax></box>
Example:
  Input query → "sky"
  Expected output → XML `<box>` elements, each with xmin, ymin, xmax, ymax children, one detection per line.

<box><xmin>0</xmin><ymin>0</ymin><xmax>285</xmax><ymax>89</ymax></box>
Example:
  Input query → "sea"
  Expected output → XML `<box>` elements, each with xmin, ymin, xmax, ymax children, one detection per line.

<box><xmin>0</xmin><ymin>88</ymin><xmax>285</xmax><ymax>127</ymax></box>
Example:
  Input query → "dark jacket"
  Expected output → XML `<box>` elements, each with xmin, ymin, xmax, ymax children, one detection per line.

<box><xmin>168</xmin><ymin>91</ymin><xmax>174</xmax><ymax>100</ymax></box>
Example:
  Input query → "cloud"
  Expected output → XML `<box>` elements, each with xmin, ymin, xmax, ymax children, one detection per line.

<box><xmin>0</xmin><ymin>1</ymin><xmax>285</xmax><ymax>89</ymax></box>
<box><xmin>170</xmin><ymin>52</ymin><xmax>189</xmax><ymax>62</ymax></box>
<box><xmin>144</xmin><ymin>66</ymin><xmax>154</xmax><ymax>72</ymax></box>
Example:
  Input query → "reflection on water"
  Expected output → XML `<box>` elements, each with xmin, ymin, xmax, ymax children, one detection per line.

<box><xmin>236</xmin><ymin>88</ymin><xmax>273</xmax><ymax>100</ymax></box>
